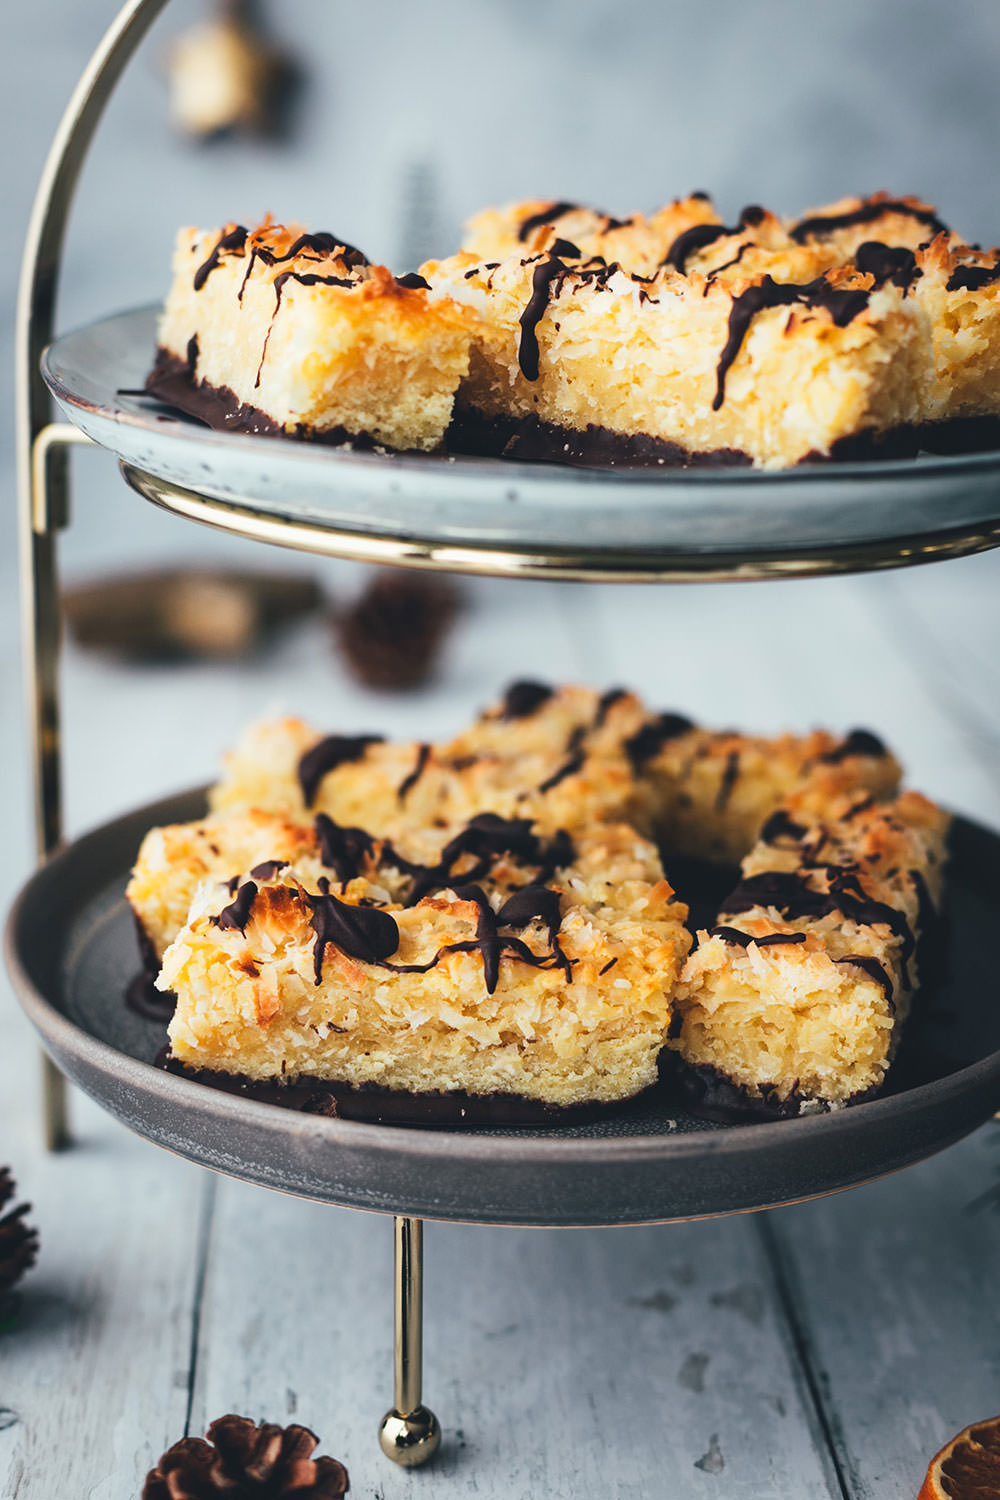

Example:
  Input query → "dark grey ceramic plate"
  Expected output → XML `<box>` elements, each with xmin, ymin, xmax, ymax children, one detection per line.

<box><xmin>6</xmin><ymin>788</ymin><xmax>1000</xmax><ymax>1226</ymax></box>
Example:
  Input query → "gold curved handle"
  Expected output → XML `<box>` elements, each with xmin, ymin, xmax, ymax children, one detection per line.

<box><xmin>15</xmin><ymin>0</ymin><xmax>170</xmax><ymax>1148</ymax></box>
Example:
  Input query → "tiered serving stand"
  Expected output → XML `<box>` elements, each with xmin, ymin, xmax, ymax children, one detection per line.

<box><xmin>9</xmin><ymin>0</ymin><xmax>1000</xmax><ymax>1470</ymax></box>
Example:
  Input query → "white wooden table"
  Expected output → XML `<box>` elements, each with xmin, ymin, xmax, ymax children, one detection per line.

<box><xmin>2</xmin><ymin>512</ymin><xmax>999</xmax><ymax>1499</ymax></box>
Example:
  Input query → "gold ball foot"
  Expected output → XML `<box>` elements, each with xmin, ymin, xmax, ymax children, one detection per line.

<box><xmin>378</xmin><ymin>1406</ymin><xmax>442</xmax><ymax>1467</ymax></box>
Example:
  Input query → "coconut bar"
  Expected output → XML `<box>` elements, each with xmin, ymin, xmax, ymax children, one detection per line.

<box><xmin>159</xmin><ymin>820</ymin><xmax>691</xmax><ymax>1108</ymax></box>
<box><xmin>147</xmin><ymin>219</ymin><xmax>475</xmax><ymax>452</ymax></box>
<box><xmin>671</xmin><ymin>789</ymin><xmax>949</xmax><ymax>1111</ymax></box>
<box><xmin>206</xmin><ymin>687</ymin><xmax>901</xmax><ymax>860</ymax></box>
<box><xmin>208</xmin><ymin>686</ymin><xmax>648</xmax><ymax>839</ymax></box>
<box><xmin>624</xmin><ymin>716</ymin><xmax>901</xmax><ymax>863</ymax></box>
<box><xmin>712</xmin><ymin>194</ymin><xmax>1000</xmax><ymax>437</ymax></box>
<box><xmin>423</xmin><ymin>247</ymin><xmax>928</xmax><ymax>469</ymax></box>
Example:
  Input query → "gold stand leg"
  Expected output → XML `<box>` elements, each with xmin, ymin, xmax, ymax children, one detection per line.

<box><xmin>24</xmin><ymin>430</ymin><xmax>80</xmax><ymax>1150</ymax></box>
<box><xmin>378</xmin><ymin>1216</ymin><xmax>441</xmax><ymax>1467</ymax></box>
<box><xmin>41</xmin><ymin>1056</ymin><xmax>70</xmax><ymax>1152</ymax></box>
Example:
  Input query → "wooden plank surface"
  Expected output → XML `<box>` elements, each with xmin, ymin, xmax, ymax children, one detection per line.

<box><xmin>764</xmin><ymin>1123</ymin><xmax>1000</xmax><ymax>1500</ymax></box>
<box><xmin>0</xmin><ymin>1095</ymin><xmax>210</xmax><ymax>1500</ymax></box>
<box><xmin>188</xmin><ymin>1184</ymin><xmax>844</xmax><ymax>1500</ymax></box>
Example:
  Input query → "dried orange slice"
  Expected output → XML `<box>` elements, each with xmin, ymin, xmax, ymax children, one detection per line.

<box><xmin>918</xmin><ymin>1415</ymin><xmax>1000</xmax><ymax>1499</ymax></box>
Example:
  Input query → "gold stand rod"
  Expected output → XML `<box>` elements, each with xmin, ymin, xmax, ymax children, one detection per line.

<box><xmin>25</xmin><ymin>424</ymin><xmax>91</xmax><ymax>1151</ymax></box>
<box><xmin>378</xmin><ymin>1217</ymin><xmax>441</xmax><ymax>1467</ymax></box>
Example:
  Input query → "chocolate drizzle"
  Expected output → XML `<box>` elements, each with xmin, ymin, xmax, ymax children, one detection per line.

<box><xmin>235</xmin><ymin>230</ymin><xmax>368</xmax><ymax>301</ymax></box>
<box><xmin>835</xmin><ymin>953</ymin><xmax>894</xmax><ymax>1006</ymax></box>
<box><xmin>305</xmin><ymin>804</ymin><xmax>574</xmax><ymax>912</ymax></box>
<box><xmin>216</xmin><ymin>880</ymin><xmax>258</xmax><ymax>933</ymax></box>
<box><xmin>253</xmin><ymin>270</ymin><xmax>356</xmax><ymax>388</ymax></box>
<box><xmin>297</xmin><ymin>734</ymin><xmax>385</xmax><ymax>806</ymax></box>
<box><xmin>217</xmin><ymin>811</ymin><xmax>574</xmax><ymax>991</ymax></box>
<box><xmin>499</xmin><ymin>883</ymin><xmax>573</xmax><ymax>981</ymax></box>
<box><xmin>946</xmin><ymin>261</ymin><xmax>1000</xmax><ymax>292</ymax></box>
<box><xmin>663</xmin><ymin>207</ymin><xmax>769</xmax><ymax>273</ymax></box>
<box><xmin>373</xmin><ymin>814</ymin><xmax>571</xmax><ymax>909</ymax></box>
<box><xmin>452</xmin><ymin>883</ymin><xmax>501</xmax><ymax>992</ymax></box>
<box><xmin>790</xmin><ymin>199</ymin><xmax>948</xmax><ymax>244</ymax></box>
<box><xmin>854</xmin><ymin>241</ymin><xmax>920</xmax><ymax>290</ymax></box>
<box><xmin>272</xmin><ymin>270</ymin><xmax>354</xmax><ymax>305</ymax></box>
<box><xmin>193</xmin><ymin>226</ymin><xmax>248</xmax><ymax>291</ymax></box>
<box><xmin>594</xmin><ymin>687</ymin><xmax>627</xmax><ymax>727</ymax></box>
<box><xmin>500</xmin><ymin>680</ymin><xmax>554</xmax><ymax>719</ymax></box>
<box><xmin>713</xmin><ymin>277</ymin><xmax>871</xmax><ymax>410</ymax></box>
<box><xmin>314</xmin><ymin>813</ymin><xmax>378</xmax><ymax>884</ymax></box>
<box><xmin>517</xmin><ymin>202</ymin><xmax>581</xmax><ymax>241</ymax></box>
<box><xmin>408</xmin><ymin>815</ymin><xmax>550</xmax><ymax>903</ymax></box>
<box><xmin>710</xmin><ymin>926</ymin><xmax>807</xmax><ymax>949</ymax></box>
<box><xmin>538</xmin><ymin>752</ymin><xmax>585</xmax><ymax>793</ymax></box>
<box><xmin>397</xmin><ymin>272</ymin><xmax>431</xmax><ymax>290</ymax></box>
<box><xmin>719</xmin><ymin>869</ymin><xmax>914</xmax><ymax>972</ymax></box>
<box><xmin>715</xmin><ymin>750</ymin><xmax>740</xmax><ymax>812</ymax></box>
<box><xmin>381</xmin><ymin>878</ymin><xmax>570</xmax><ymax>994</ymax></box>
<box><xmin>518</xmin><ymin>256</ymin><xmax>569</xmax><ymax>380</ymax></box>
<box><xmin>397</xmin><ymin>744</ymin><xmax>431</xmax><ymax>802</ymax></box>
<box><xmin>625</xmin><ymin>713</ymin><xmax>695</xmax><ymax>770</ymax></box>
<box><xmin>822</xmin><ymin>728</ymin><xmax>887</xmax><ymax>764</ymax></box>
<box><xmin>759</xmin><ymin>809</ymin><xmax>808</xmax><ymax>845</ymax></box>
<box><xmin>248</xmin><ymin>859</ymin><xmax>288</xmax><ymax>882</ymax></box>
<box><xmin>664</xmin><ymin>222</ymin><xmax>730</xmax><ymax>272</ymax></box>
<box><xmin>308</xmin><ymin>890</ymin><xmax>400</xmax><ymax>981</ymax></box>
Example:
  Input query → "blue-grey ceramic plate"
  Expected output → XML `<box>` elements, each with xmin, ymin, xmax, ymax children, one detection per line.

<box><xmin>41</xmin><ymin>306</ymin><xmax>1000</xmax><ymax>579</ymax></box>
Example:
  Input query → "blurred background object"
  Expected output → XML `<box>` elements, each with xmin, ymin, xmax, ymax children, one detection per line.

<box><xmin>167</xmin><ymin>0</ymin><xmax>301</xmax><ymax>141</ymax></box>
<box><xmin>63</xmin><ymin>567</ymin><xmax>324</xmax><ymax>662</ymax></box>
<box><xmin>0</xmin><ymin>1168</ymin><xmax>39</xmax><ymax>1304</ymax></box>
<box><xmin>335</xmin><ymin>569</ymin><xmax>461</xmax><ymax>691</ymax></box>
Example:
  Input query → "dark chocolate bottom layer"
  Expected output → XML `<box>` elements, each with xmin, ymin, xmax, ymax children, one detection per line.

<box><xmin>658</xmin><ymin>1052</ymin><xmax>878</xmax><ymax>1123</ymax></box>
<box><xmin>447</xmin><ymin>408</ymin><xmax>923</xmax><ymax>468</ymax></box>
<box><xmin>126</xmin><ymin>922</ymin><xmax>176</xmax><ymax>1023</ymax></box>
<box><xmin>445</xmin><ymin>408</ymin><xmax>755</xmax><ymax>468</ymax></box>
<box><xmin>145</xmin><ymin>350</ymin><xmax>385</xmax><ymax>448</ymax></box>
<box><xmin>159</xmin><ymin>1051</ymin><xmax>642</xmax><ymax>1127</ymax></box>
<box><xmin>917</xmin><ymin>414</ymin><xmax>1000</xmax><ymax>455</ymax></box>
<box><xmin>143</xmin><ymin>354</ymin><xmax>952</xmax><ymax>470</ymax></box>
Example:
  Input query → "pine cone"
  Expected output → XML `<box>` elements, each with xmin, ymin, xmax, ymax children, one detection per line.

<box><xmin>336</xmin><ymin>570</ymin><xmax>460</xmax><ymax>690</ymax></box>
<box><xmin>143</xmin><ymin>1415</ymin><xmax>349</xmax><ymax>1498</ymax></box>
<box><xmin>0</xmin><ymin>1169</ymin><xmax>39</xmax><ymax>1295</ymax></box>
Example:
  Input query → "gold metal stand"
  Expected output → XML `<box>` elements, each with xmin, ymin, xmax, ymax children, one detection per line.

<box><xmin>121</xmin><ymin>460</ymin><xmax>1000</xmax><ymax>583</ymax></box>
<box><xmin>22</xmin><ymin>420</ymin><xmax>92</xmax><ymax>1149</ymax></box>
<box><xmin>379</xmin><ymin>1217</ymin><xmax>441</xmax><ymax>1467</ymax></box>
<box><xmin>16</xmin><ymin>0</ymin><xmax>171</xmax><ymax>1152</ymax></box>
